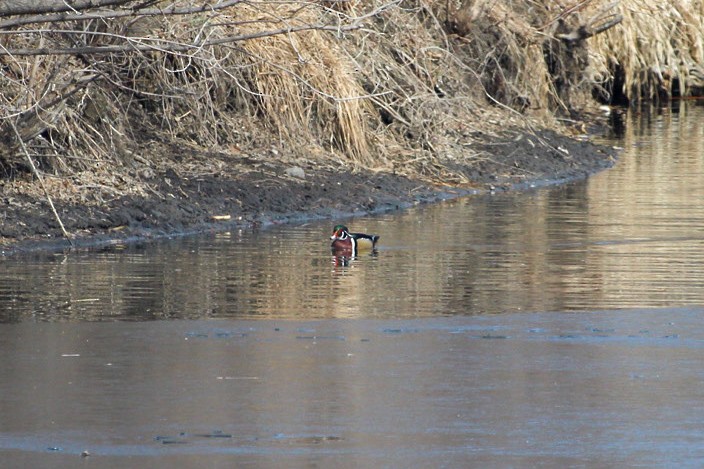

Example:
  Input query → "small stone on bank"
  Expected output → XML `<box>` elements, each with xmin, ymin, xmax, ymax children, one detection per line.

<box><xmin>285</xmin><ymin>166</ymin><xmax>305</xmax><ymax>179</ymax></box>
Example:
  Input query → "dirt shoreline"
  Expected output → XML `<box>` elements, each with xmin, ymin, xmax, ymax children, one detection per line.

<box><xmin>0</xmin><ymin>128</ymin><xmax>618</xmax><ymax>257</ymax></box>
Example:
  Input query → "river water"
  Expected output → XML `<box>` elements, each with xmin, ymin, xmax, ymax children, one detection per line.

<box><xmin>1</xmin><ymin>102</ymin><xmax>704</xmax><ymax>467</ymax></box>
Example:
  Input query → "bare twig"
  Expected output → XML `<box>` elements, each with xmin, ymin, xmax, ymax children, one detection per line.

<box><xmin>0</xmin><ymin>0</ymin><xmax>132</xmax><ymax>17</ymax></box>
<box><xmin>0</xmin><ymin>0</ymin><xmax>243</xmax><ymax>28</ymax></box>
<box><xmin>0</xmin><ymin>22</ymin><xmax>366</xmax><ymax>56</ymax></box>
<box><xmin>9</xmin><ymin>120</ymin><xmax>74</xmax><ymax>247</ymax></box>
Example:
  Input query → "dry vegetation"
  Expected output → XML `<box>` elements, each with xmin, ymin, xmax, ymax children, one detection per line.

<box><xmin>0</xmin><ymin>0</ymin><xmax>702</xmax><ymax>217</ymax></box>
<box><xmin>590</xmin><ymin>1</ymin><xmax>704</xmax><ymax>103</ymax></box>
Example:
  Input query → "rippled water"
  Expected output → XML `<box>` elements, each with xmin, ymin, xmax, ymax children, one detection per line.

<box><xmin>3</xmin><ymin>103</ymin><xmax>704</xmax><ymax>321</ymax></box>
<box><xmin>2</xmin><ymin>101</ymin><xmax>704</xmax><ymax>467</ymax></box>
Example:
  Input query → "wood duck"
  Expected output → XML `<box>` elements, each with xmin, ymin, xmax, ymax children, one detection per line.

<box><xmin>330</xmin><ymin>224</ymin><xmax>379</xmax><ymax>255</ymax></box>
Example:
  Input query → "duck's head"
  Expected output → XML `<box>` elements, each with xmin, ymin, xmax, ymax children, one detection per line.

<box><xmin>331</xmin><ymin>224</ymin><xmax>350</xmax><ymax>241</ymax></box>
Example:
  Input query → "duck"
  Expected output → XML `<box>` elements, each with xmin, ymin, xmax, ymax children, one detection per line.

<box><xmin>330</xmin><ymin>224</ymin><xmax>379</xmax><ymax>255</ymax></box>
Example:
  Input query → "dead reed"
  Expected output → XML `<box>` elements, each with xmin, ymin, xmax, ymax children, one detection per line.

<box><xmin>0</xmin><ymin>0</ymin><xmax>702</xmax><ymax>201</ymax></box>
<box><xmin>589</xmin><ymin>0</ymin><xmax>704</xmax><ymax>102</ymax></box>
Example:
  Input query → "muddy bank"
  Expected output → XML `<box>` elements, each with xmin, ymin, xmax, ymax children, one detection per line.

<box><xmin>0</xmin><ymin>128</ymin><xmax>617</xmax><ymax>256</ymax></box>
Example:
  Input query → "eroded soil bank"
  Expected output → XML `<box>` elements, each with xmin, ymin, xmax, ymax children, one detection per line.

<box><xmin>0</xmin><ymin>127</ymin><xmax>617</xmax><ymax>255</ymax></box>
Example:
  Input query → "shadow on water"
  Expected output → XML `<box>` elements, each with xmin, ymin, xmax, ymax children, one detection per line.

<box><xmin>3</xmin><ymin>101</ymin><xmax>704</xmax><ymax>466</ymax></box>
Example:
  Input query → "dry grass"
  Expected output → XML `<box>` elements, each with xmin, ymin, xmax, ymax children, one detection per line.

<box><xmin>0</xmin><ymin>0</ymin><xmax>703</xmax><ymax>201</ymax></box>
<box><xmin>589</xmin><ymin>0</ymin><xmax>704</xmax><ymax>102</ymax></box>
<box><xmin>234</xmin><ymin>3</ymin><xmax>374</xmax><ymax>164</ymax></box>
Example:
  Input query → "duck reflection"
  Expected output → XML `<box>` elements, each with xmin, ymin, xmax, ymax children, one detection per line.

<box><xmin>331</xmin><ymin>250</ymin><xmax>379</xmax><ymax>268</ymax></box>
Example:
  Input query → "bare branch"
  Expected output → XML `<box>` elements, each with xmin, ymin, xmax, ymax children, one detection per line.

<box><xmin>0</xmin><ymin>0</ymin><xmax>132</xmax><ymax>17</ymax></box>
<box><xmin>9</xmin><ymin>118</ymin><xmax>74</xmax><ymax>247</ymax></box>
<box><xmin>553</xmin><ymin>1</ymin><xmax>622</xmax><ymax>42</ymax></box>
<box><xmin>589</xmin><ymin>14</ymin><xmax>623</xmax><ymax>36</ymax></box>
<box><xmin>0</xmin><ymin>0</ymin><xmax>244</xmax><ymax>29</ymax></box>
<box><xmin>0</xmin><ymin>22</ymin><xmax>365</xmax><ymax>56</ymax></box>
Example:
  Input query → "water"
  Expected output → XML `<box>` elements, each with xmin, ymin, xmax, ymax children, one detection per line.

<box><xmin>2</xmin><ymin>312</ymin><xmax>703</xmax><ymax>468</ymax></box>
<box><xmin>2</xmin><ymin>101</ymin><xmax>704</xmax><ymax>467</ymax></box>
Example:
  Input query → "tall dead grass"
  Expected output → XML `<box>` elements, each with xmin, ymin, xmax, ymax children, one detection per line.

<box><xmin>589</xmin><ymin>0</ymin><xmax>704</xmax><ymax>102</ymax></box>
<box><xmin>0</xmin><ymin>0</ymin><xmax>703</xmax><ymax>196</ymax></box>
<box><xmin>233</xmin><ymin>2</ymin><xmax>373</xmax><ymax>164</ymax></box>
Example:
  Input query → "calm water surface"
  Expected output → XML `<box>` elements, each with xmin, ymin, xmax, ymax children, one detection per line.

<box><xmin>2</xmin><ymin>101</ymin><xmax>704</xmax><ymax>467</ymax></box>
